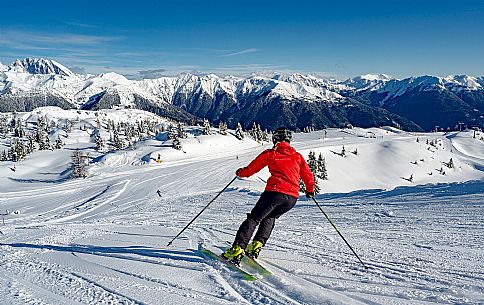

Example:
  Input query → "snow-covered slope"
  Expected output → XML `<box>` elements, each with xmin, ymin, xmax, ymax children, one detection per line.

<box><xmin>375</xmin><ymin>75</ymin><xmax>445</xmax><ymax>102</ymax></box>
<box><xmin>0</xmin><ymin>107</ymin><xmax>483</xmax><ymax>304</ymax></box>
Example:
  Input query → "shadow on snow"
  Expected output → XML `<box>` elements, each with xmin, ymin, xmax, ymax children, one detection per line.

<box><xmin>0</xmin><ymin>242</ymin><xmax>203</xmax><ymax>266</ymax></box>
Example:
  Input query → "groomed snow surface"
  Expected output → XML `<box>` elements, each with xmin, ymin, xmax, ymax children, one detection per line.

<box><xmin>1</xmin><ymin>108</ymin><xmax>483</xmax><ymax>304</ymax></box>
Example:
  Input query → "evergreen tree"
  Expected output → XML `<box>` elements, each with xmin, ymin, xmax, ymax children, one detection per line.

<box><xmin>65</xmin><ymin>119</ymin><xmax>73</xmax><ymax>134</ymax></box>
<box><xmin>177</xmin><ymin>122</ymin><xmax>188</xmax><ymax>138</ymax></box>
<box><xmin>37</xmin><ymin>116</ymin><xmax>47</xmax><ymax>132</ymax></box>
<box><xmin>38</xmin><ymin>131</ymin><xmax>50</xmax><ymax>150</ymax></box>
<box><xmin>256</xmin><ymin>124</ymin><xmax>263</xmax><ymax>142</ymax></box>
<box><xmin>235</xmin><ymin>122</ymin><xmax>244</xmax><ymax>140</ymax></box>
<box><xmin>249</xmin><ymin>122</ymin><xmax>258</xmax><ymax>141</ymax></box>
<box><xmin>54</xmin><ymin>135</ymin><xmax>64</xmax><ymax>149</ymax></box>
<box><xmin>307</xmin><ymin>151</ymin><xmax>317</xmax><ymax>173</ymax></box>
<box><xmin>14</xmin><ymin>119</ymin><xmax>25</xmax><ymax>138</ymax></box>
<box><xmin>248</xmin><ymin>122</ymin><xmax>263</xmax><ymax>142</ymax></box>
<box><xmin>172</xmin><ymin>136</ymin><xmax>182</xmax><ymax>150</ymax></box>
<box><xmin>112</xmin><ymin>128</ymin><xmax>124</xmax><ymax>150</ymax></box>
<box><xmin>1</xmin><ymin>150</ymin><xmax>7</xmax><ymax>161</ymax></box>
<box><xmin>26</xmin><ymin>133</ymin><xmax>36</xmax><ymax>154</ymax></box>
<box><xmin>0</xmin><ymin>115</ymin><xmax>7</xmax><ymax>138</ymax></box>
<box><xmin>203</xmin><ymin>119</ymin><xmax>212</xmax><ymax>135</ymax></box>
<box><xmin>167</xmin><ymin>124</ymin><xmax>177</xmax><ymax>140</ymax></box>
<box><xmin>15</xmin><ymin>140</ymin><xmax>26</xmax><ymax>161</ymax></box>
<box><xmin>70</xmin><ymin>150</ymin><xmax>89</xmax><ymax>178</ymax></box>
<box><xmin>262</xmin><ymin>129</ymin><xmax>269</xmax><ymax>142</ymax></box>
<box><xmin>95</xmin><ymin>133</ymin><xmax>104</xmax><ymax>151</ymax></box>
<box><xmin>300</xmin><ymin>150</ymin><xmax>320</xmax><ymax>194</ymax></box>
<box><xmin>7</xmin><ymin>144</ymin><xmax>13</xmax><ymax>161</ymax></box>
<box><xmin>44</xmin><ymin>133</ymin><xmax>51</xmax><ymax>150</ymax></box>
<box><xmin>9</xmin><ymin>139</ymin><xmax>26</xmax><ymax>162</ymax></box>
<box><xmin>49</xmin><ymin>120</ymin><xmax>56</xmax><ymax>132</ymax></box>
<box><xmin>447</xmin><ymin>158</ymin><xmax>454</xmax><ymax>169</ymax></box>
<box><xmin>219</xmin><ymin>121</ymin><xmax>228</xmax><ymax>135</ymax></box>
<box><xmin>317</xmin><ymin>153</ymin><xmax>328</xmax><ymax>180</ymax></box>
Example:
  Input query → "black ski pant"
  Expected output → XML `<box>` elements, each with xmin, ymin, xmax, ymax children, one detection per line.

<box><xmin>233</xmin><ymin>191</ymin><xmax>297</xmax><ymax>249</ymax></box>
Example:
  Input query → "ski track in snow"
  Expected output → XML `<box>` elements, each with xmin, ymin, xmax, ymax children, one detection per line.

<box><xmin>1</xmin><ymin>127</ymin><xmax>484</xmax><ymax>304</ymax></box>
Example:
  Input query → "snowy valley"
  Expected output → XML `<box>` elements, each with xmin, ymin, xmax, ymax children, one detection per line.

<box><xmin>0</xmin><ymin>107</ymin><xmax>483</xmax><ymax>304</ymax></box>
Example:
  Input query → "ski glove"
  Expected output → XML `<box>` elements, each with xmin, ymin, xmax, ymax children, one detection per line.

<box><xmin>236</xmin><ymin>168</ymin><xmax>243</xmax><ymax>177</ymax></box>
<box><xmin>305</xmin><ymin>191</ymin><xmax>314</xmax><ymax>198</ymax></box>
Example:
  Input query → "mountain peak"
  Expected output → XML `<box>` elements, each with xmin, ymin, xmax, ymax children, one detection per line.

<box><xmin>9</xmin><ymin>57</ymin><xmax>74</xmax><ymax>77</ymax></box>
<box><xmin>342</xmin><ymin>73</ymin><xmax>392</xmax><ymax>91</ymax></box>
<box><xmin>444</xmin><ymin>75</ymin><xmax>483</xmax><ymax>90</ymax></box>
<box><xmin>358</xmin><ymin>73</ymin><xmax>392</xmax><ymax>81</ymax></box>
<box><xmin>0</xmin><ymin>61</ymin><xmax>7</xmax><ymax>72</ymax></box>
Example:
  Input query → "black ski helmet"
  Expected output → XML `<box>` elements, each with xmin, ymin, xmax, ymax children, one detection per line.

<box><xmin>272</xmin><ymin>127</ymin><xmax>292</xmax><ymax>144</ymax></box>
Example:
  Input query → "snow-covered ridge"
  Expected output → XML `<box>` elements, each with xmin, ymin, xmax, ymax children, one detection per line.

<box><xmin>8</xmin><ymin>58</ymin><xmax>74</xmax><ymax>77</ymax></box>
<box><xmin>444</xmin><ymin>75</ymin><xmax>484</xmax><ymax>90</ymax></box>
<box><xmin>341</xmin><ymin>73</ymin><xmax>392</xmax><ymax>91</ymax></box>
<box><xmin>1</xmin><ymin>59</ymin><xmax>348</xmax><ymax>107</ymax></box>
<box><xmin>371</xmin><ymin>74</ymin><xmax>484</xmax><ymax>103</ymax></box>
<box><xmin>1</xmin><ymin>58</ymin><xmax>483</xmax><ymax>116</ymax></box>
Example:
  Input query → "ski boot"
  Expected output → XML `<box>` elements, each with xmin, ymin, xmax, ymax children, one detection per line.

<box><xmin>222</xmin><ymin>245</ymin><xmax>245</xmax><ymax>266</ymax></box>
<box><xmin>245</xmin><ymin>240</ymin><xmax>263</xmax><ymax>259</ymax></box>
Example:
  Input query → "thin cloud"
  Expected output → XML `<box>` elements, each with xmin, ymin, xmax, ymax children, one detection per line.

<box><xmin>66</xmin><ymin>22</ymin><xmax>99</xmax><ymax>28</ymax></box>
<box><xmin>137</xmin><ymin>68</ymin><xmax>167</xmax><ymax>79</ymax></box>
<box><xmin>221</xmin><ymin>48</ymin><xmax>260</xmax><ymax>57</ymax></box>
<box><xmin>67</xmin><ymin>66</ymin><xmax>86</xmax><ymax>74</ymax></box>
<box><xmin>0</xmin><ymin>29</ymin><xmax>123</xmax><ymax>49</ymax></box>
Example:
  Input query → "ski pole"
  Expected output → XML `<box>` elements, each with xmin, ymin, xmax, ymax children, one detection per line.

<box><xmin>166</xmin><ymin>176</ymin><xmax>237</xmax><ymax>247</ymax></box>
<box><xmin>312</xmin><ymin>197</ymin><xmax>367</xmax><ymax>269</ymax></box>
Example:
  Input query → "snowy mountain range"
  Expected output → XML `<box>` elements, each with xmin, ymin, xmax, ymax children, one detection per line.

<box><xmin>1</xmin><ymin>58</ymin><xmax>483</xmax><ymax>131</ymax></box>
<box><xmin>343</xmin><ymin>75</ymin><xmax>484</xmax><ymax>130</ymax></box>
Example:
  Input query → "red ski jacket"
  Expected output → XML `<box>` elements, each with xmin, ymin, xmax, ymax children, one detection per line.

<box><xmin>236</xmin><ymin>142</ymin><xmax>315</xmax><ymax>198</ymax></box>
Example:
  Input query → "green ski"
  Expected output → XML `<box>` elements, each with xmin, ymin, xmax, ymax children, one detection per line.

<box><xmin>201</xmin><ymin>247</ymin><xmax>257</xmax><ymax>281</ymax></box>
<box><xmin>242</xmin><ymin>255</ymin><xmax>272</xmax><ymax>277</ymax></box>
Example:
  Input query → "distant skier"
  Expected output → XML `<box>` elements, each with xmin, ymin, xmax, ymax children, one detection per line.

<box><xmin>223</xmin><ymin>127</ymin><xmax>315</xmax><ymax>265</ymax></box>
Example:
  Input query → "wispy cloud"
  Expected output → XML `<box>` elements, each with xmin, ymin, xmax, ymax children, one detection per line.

<box><xmin>0</xmin><ymin>29</ymin><xmax>123</xmax><ymax>50</ymax></box>
<box><xmin>221</xmin><ymin>48</ymin><xmax>260</xmax><ymax>57</ymax></box>
<box><xmin>67</xmin><ymin>66</ymin><xmax>86</xmax><ymax>74</ymax></box>
<box><xmin>66</xmin><ymin>22</ymin><xmax>99</xmax><ymax>28</ymax></box>
<box><xmin>137</xmin><ymin>68</ymin><xmax>167</xmax><ymax>79</ymax></box>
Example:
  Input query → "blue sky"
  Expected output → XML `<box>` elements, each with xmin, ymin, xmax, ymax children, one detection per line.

<box><xmin>1</xmin><ymin>0</ymin><xmax>483</xmax><ymax>79</ymax></box>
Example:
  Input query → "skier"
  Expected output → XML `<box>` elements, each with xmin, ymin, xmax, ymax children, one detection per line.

<box><xmin>223</xmin><ymin>127</ymin><xmax>315</xmax><ymax>264</ymax></box>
